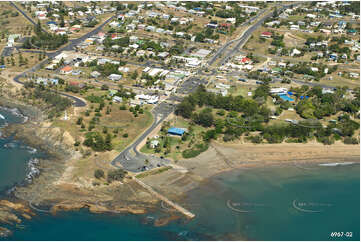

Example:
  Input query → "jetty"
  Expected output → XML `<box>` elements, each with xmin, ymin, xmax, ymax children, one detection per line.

<box><xmin>133</xmin><ymin>177</ymin><xmax>195</xmax><ymax>219</ymax></box>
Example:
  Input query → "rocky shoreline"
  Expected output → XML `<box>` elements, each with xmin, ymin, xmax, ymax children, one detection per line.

<box><xmin>0</xmin><ymin>98</ymin><xmax>165</xmax><ymax>238</ymax></box>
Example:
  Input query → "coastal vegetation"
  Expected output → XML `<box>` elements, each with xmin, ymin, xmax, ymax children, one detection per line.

<box><xmin>174</xmin><ymin>84</ymin><xmax>359</xmax><ymax>147</ymax></box>
<box><xmin>23</xmin><ymin>84</ymin><xmax>72</xmax><ymax>118</ymax></box>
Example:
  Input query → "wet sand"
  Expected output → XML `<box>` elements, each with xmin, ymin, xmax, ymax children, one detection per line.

<box><xmin>140</xmin><ymin>141</ymin><xmax>360</xmax><ymax>202</ymax></box>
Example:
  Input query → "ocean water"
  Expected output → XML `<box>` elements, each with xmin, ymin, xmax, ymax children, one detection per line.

<box><xmin>183</xmin><ymin>164</ymin><xmax>360</xmax><ymax>241</ymax></box>
<box><xmin>0</xmin><ymin>106</ymin><xmax>359</xmax><ymax>241</ymax></box>
<box><xmin>0</xmin><ymin>107</ymin><xmax>39</xmax><ymax>193</ymax></box>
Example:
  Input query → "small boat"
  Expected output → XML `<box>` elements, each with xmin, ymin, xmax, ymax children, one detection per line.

<box><xmin>0</xmin><ymin>114</ymin><xmax>5</xmax><ymax>120</ymax></box>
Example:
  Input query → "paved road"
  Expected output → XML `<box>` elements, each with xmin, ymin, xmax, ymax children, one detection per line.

<box><xmin>10</xmin><ymin>1</ymin><xmax>49</xmax><ymax>33</ymax></box>
<box><xmin>217</xmin><ymin>3</ymin><xmax>302</xmax><ymax>66</ymax></box>
<box><xmin>111</xmin><ymin>102</ymin><xmax>175</xmax><ymax>172</ymax></box>
<box><xmin>1</xmin><ymin>47</ymin><xmax>14</xmax><ymax>57</ymax></box>
<box><xmin>110</xmin><ymin>8</ymin><xmax>285</xmax><ymax>172</ymax></box>
<box><xmin>207</xmin><ymin>8</ymin><xmax>267</xmax><ymax>66</ymax></box>
<box><xmin>10</xmin><ymin>7</ymin><xmax>115</xmax><ymax>107</ymax></box>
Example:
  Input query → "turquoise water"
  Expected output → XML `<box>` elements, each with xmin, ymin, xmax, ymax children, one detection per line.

<box><xmin>184</xmin><ymin>164</ymin><xmax>360</xmax><ymax>241</ymax></box>
<box><xmin>0</xmin><ymin>106</ymin><xmax>359</xmax><ymax>241</ymax></box>
<box><xmin>2</xmin><ymin>164</ymin><xmax>359</xmax><ymax>241</ymax></box>
<box><xmin>278</xmin><ymin>94</ymin><xmax>294</xmax><ymax>102</ymax></box>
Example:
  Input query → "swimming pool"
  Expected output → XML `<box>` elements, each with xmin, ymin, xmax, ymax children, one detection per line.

<box><xmin>278</xmin><ymin>94</ymin><xmax>294</xmax><ymax>102</ymax></box>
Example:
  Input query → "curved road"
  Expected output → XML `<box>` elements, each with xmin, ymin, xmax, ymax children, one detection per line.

<box><xmin>109</xmin><ymin>2</ymin><xmax>308</xmax><ymax>173</ymax></box>
<box><xmin>111</xmin><ymin>102</ymin><xmax>174</xmax><ymax>172</ymax></box>
<box><xmin>10</xmin><ymin>4</ymin><xmax>116</xmax><ymax>107</ymax></box>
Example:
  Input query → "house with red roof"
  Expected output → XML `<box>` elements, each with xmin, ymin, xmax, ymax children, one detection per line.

<box><xmin>261</xmin><ymin>31</ymin><xmax>272</xmax><ymax>38</ymax></box>
<box><xmin>60</xmin><ymin>65</ymin><xmax>72</xmax><ymax>75</ymax></box>
<box><xmin>241</xmin><ymin>57</ymin><xmax>252</xmax><ymax>64</ymax></box>
<box><xmin>219</xmin><ymin>23</ymin><xmax>231</xmax><ymax>29</ymax></box>
<box><xmin>111</xmin><ymin>33</ymin><xmax>119</xmax><ymax>40</ymax></box>
<box><xmin>97</xmin><ymin>32</ymin><xmax>105</xmax><ymax>38</ymax></box>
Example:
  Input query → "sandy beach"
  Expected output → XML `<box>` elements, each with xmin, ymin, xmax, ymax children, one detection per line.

<box><xmin>0</xmin><ymin>94</ymin><xmax>359</xmax><ymax>229</ymax></box>
<box><xmin>140</xmin><ymin>141</ymin><xmax>360</xmax><ymax>201</ymax></box>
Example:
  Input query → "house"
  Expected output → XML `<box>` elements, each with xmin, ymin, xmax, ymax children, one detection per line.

<box><xmin>347</xmin><ymin>29</ymin><xmax>357</xmax><ymax>35</ymax></box>
<box><xmin>265</xmin><ymin>21</ymin><xmax>280</xmax><ymax>27</ymax></box>
<box><xmin>270</xmin><ymin>87</ymin><xmax>288</xmax><ymax>95</ymax></box>
<box><xmin>90</xmin><ymin>71</ymin><xmax>101</xmax><ymax>78</ymax></box>
<box><xmin>260</xmin><ymin>31</ymin><xmax>272</xmax><ymax>38</ymax></box>
<box><xmin>149</xmin><ymin>140</ymin><xmax>160</xmax><ymax>148</ymax></box>
<box><xmin>278</xmin><ymin>62</ymin><xmax>287</xmax><ymax>68</ymax></box>
<box><xmin>320</xmin><ymin>29</ymin><xmax>331</xmax><ymax>34</ymax></box>
<box><xmin>116</xmin><ymin>66</ymin><xmax>128</xmax><ymax>73</ymax></box>
<box><xmin>291</xmin><ymin>48</ymin><xmax>301</xmax><ymax>57</ymax></box>
<box><xmin>329</xmin><ymin>53</ymin><xmax>338</xmax><ymax>61</ymax></box>
<box><xmin>112</xmin><ymin>96</ymin><xmax>123</xmax><ymax>103</ymax></box>
<box><xmin>36</xmin><ymin>77</ymin><xmax>48</xmax><ymax>85</ymax></box>
<box><xmin>130</xmin><ymin>36</ymin><xmax>138</xmax><ymax>43</ymax></box>
<box><xmin>168</xmin><ymin>127</ymin><xmax>185</xmax><ymax>136</ymax></box>
<box><xmin>129</xmin><ymin>43</ymin><xmax>139</xmax><ymax>49</ymax></box>
<box><xmin>158</xmin><ymin>52</ymin><xmax>169</xmax><ymax>59</ymax></box>
<box><xmin>156</xmin><ymin>28</ymin><xmax>165</xmax><ymax>33</ymax></box>
<box><xmin>185</xmin><ymin>58</ymin><xmax>201</xmax><ymax>68</ymax></box>
<box><xmin>219</xmin><ymin>23</ymin><xmax>231</xmax><ymax>29</ymax></box>
<box><xmin>175</xmin><ymin>32</ymin><xmax>185</xmax><ymax>38</ymax></box>
<box><xmin>60</xmin><ymin>65</ymin><xmax>72</xmax><ymax>74</ymax></box>
<box><xmin>192</xmin><ymin>49</ymin><xmax>211</xmax><ymax>59</ymax></box>
<box><xmin>290</xmin><ymin>25</ymin><xmax>300</xmax><ymax>31</ymax></box>
<box><xmin>72</xmin><ymin>70</ymin><xmax>82</xmax><ymax>75</ymax></box>
<box><xmin>241</xmin><ymin>57</ymin><xmax>252</xmax><ymax>64</ymax></box>
<box><xmin>7</xmin><ymin>34</ymin><xmax>21</xmax><ymax>47</ymax></box>
<box><xmin>206</xmin><ymin>23</ymin><xmax>218</xmax><ymax>29</ymax></box>
<box><xmin>126</xmin><ymin>24</ymin><xmax>136</xmax><ymax>30</ymax></box>
<box><xmin>306</xmin><ymin>13</ymin><xmax>317</xmax><ymax>18</ymax></box>
<box><xmin>226</xmin><ymin>18</ymin><xmax>236</xmax><ymax>24</ymax></box>
<box><xmin>136</xmin><ymin>94</ymin><xmax>159</xmax><ymax>104</ymax></box>
<box><xmin>108</xmin><ymin>74</ymin><xmax>122</xmax><ymax>81</ymax></box>
<box><xmin>145</xmin><ymin>26</ymin><xmax>156</xmax><ymax>32</ymax></box>
<box><xmin>350</xmin><ymin>72</ymin><xmax>359</xmax><ymax>78</ymax></box>
<box><xmin>170</xmin><ymin>17</ymin><xmax>179</xmax><ymax>23</ymax></box>
<box><xmin>271</xmin><ymin>67</ymin><xmax>282</xmax><ymax>74</ymax></box>
<box><xmin>322</xmin><ymin>88</ymin><xmax>335</xmax><ymax>94</ymax></box>
<box><xmin>109</xmin><ymin>21</ymin><xmax>120</xmax><ymax>28</ymax></box>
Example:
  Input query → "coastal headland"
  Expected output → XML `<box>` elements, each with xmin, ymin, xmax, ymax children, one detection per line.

<box><xmin>0</xmin><ymin>95</ymin><xmax>358</xmax><ymax>235</ymax></box>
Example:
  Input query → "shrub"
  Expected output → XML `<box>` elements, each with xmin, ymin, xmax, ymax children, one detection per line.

<box><xmin>182</xmin><ymin>143</ymin><xmax>209</xmax><ymax>159</ymax></box>
<box><xmin>343</xmin><ymin>137</ymin><xmax>359</xmax><ymax>144</ymax></box>
<box><xmin>107</xmin><ymin>169</ymin><xmax>127</xmax><ymax>183</ymax></box>
<box><xmin>94</xmin><ymin>169</ymin><xmax>105</xmax><ymax>179</ymax></box>
<box><xmin>247</xmin><ymin>135</ymin><xmax>263</xmax><ymax>144</ymax></box>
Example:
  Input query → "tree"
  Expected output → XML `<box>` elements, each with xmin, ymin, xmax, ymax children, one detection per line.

<box><xmin>194</xmin><ymin>109</ymin><xmax>214</xmax><ymax>127</ymax></box>
<box><xmin>94</xmin><ymin>169</ymin><xmax>105</xmax><ymax>179</ymax></box>
<box><xmin>105</xmin><ymin>133</ymin><xmax>112</xmax><ymax>150</ymax></box>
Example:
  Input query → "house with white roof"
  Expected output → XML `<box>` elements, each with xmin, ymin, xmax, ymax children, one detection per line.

<box><xmin>108</xmin><ymin>74</ymin><xmax>122</xmax><ymax>81</ymax></box>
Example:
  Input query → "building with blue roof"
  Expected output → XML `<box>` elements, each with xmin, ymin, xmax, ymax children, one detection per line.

<box><xmin>168</xmin><ymin>127</ymin><xmax>185</xmax><ymax>136</ymax></box>
<box><xmin>47</xmin><ymin>21</ymin><xmax>57</xmax><ymax>25</ymax></box>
